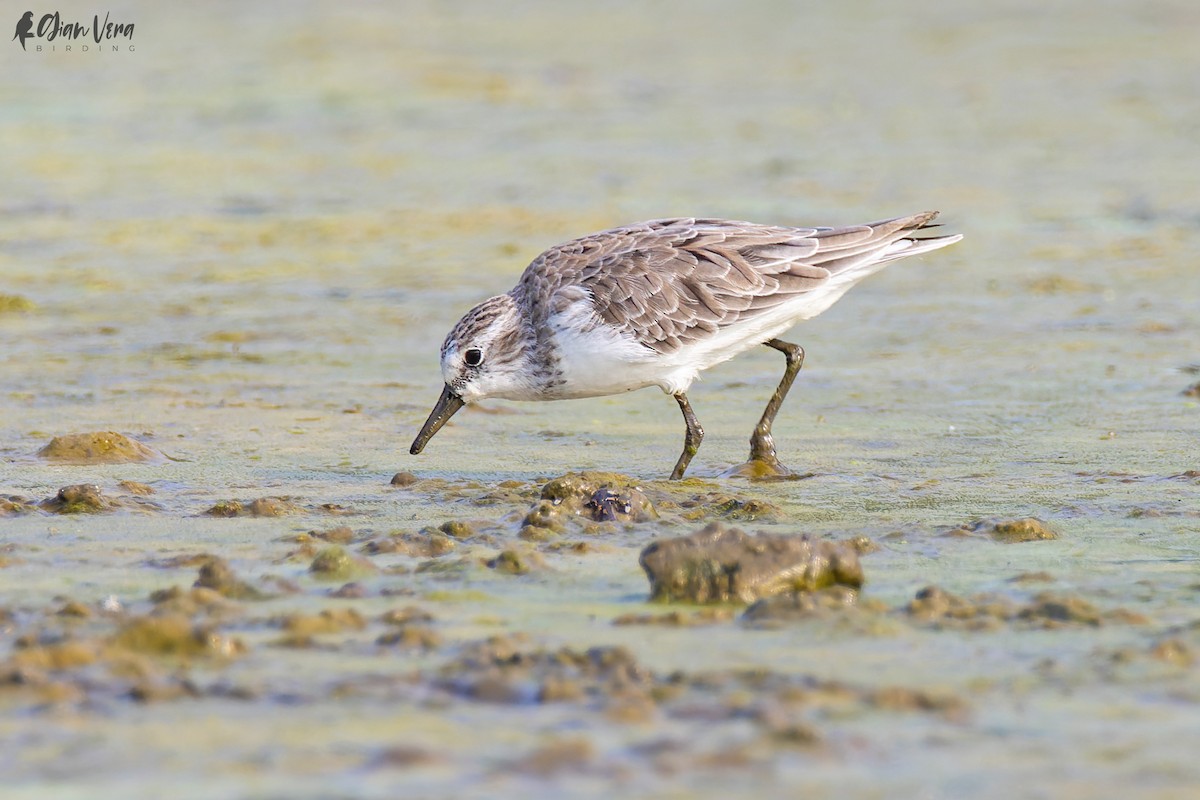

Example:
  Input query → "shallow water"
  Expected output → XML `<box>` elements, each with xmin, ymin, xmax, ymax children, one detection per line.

<box><xmin>2</xmin><ymin>1</ymin><xmax>1199</xmax><ymax>797</ymax></box>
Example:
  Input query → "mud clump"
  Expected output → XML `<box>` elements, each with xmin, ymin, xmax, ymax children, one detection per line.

<box><xmin>376</xmin><ymin>606</ymin><xmax>440</xmax><ymax>648</ymax></box>
<box><xmin>1018</xmin><ymin>593</ymin><xmax>1104</xmax><ymax>627</ymax></box>
<box><xmin>538</xmin><ymin>472</ymin><xmax>656</xmax><ymax>524</ymax></box>
<box><xmin>2</xmin><ymin>496</ymin><xmax>39</xmax><ymax>515</ymax></box>
<box><xmin>509</xmin><ymin>738</ymin><xmax>596</xmax><ymax>777</ymax></box>
<box><xmin>39</xmin><ymin>484</ymin><xmax>114</xmax><ymax>514</ymax></box>
<box><xmin>639</xmin><ymin>522</ymin><xmax>864</xmax><ymax>604</ymax></box>
<box><xmin>437</xmin><ymin>635</ymin><xmax>652</xmax><ymax>707</ymax></box>
<box><xmin>906</xmin><ymin>586</ymin><xmax>1014</xmax><ymax>631</ymax></box>
<box><xmin>111</xmin><ymin>615</ymin><xmax>245</xmax><ymax>659</ymax></box>
<box><xmin>0</xmin><ymin>294</ymin><xmax>37</xmax><ymax>313</ymax></box>
<box><xmin>613</xmin><ymin>608</ymin><xmax>735</xmax><ymax>627</ymax></box>
<box><xmin>149</xmin><ymin>585</ymin><xmax>235</xmax><ymax>617</ymax></box>
<box><xmin>1149</xmin><ymin>638</ymin><xmax>1194</xmax><ymax>667</ymax></box>
<box><xmin>204</xmin><ymin>500</ymin><xmax>245</xmax><ymax>518</ymax></box>
<box><xmin>37</xmin><ymin>431</ymin><xmax>162</xmax><ymax>464</ymax></box>
<box><xmin>380</xmin><ymin>607</ymin><xmax>434</xmax><ymax>626</ymax></box>
<box><xmin>680</xmin><ymin>493</ymin><xmax>783</xmax><ymax>522</ymax></box>
<box><xmin>309</xmin><ymin>546</ymin><xmax>378</xmax><ymax>581</ymax></box>
<box><xmin>946</xmin><ymin>518</ymin><xmax>1058</xmax><ymax>543</ymax></box>
<box><xmin>361</xmin><ymin>531</ymin><xmax>457</xmax><ymax>557</ymax></box>
<box><xmin>204</xmin><ymin>497</ymin><xmax>300</xmax><ymax>517</ymax></box>
<box><xmin>437</xmin><ymin>520</ymin><xmax>479</xmax><ymax>539</ymax></box>
<box><xmin>278</xmin><ymin>608</ymin><xmax>368</xmax><ymax>637</ymax></box>
<box><xmin>194</xmin><ymin>557</ymin><xmax>265</xmax><ymax>600</ymax></box>
<box><xmin>742</xmin><ymin>586</ymin><xmax>863</xmax><ymax>623</ymax></box>
<box><xmin>8</xmin><ymin>640</ymin><xmax>101</xmax><ymax>673</ymax></box>
<box><xmin>306</xmin><ymin>525</ymin><xmax>355</xmax><ymax>544</ymax></box>
<box><xmin>487</xmin><ymin>548</ymin><xmax>546</xmax><ymax>575</ymax></box>
<box><xmin>905</xmin><ymin>585</ymin><xmax>1146</xmax><ymax>630</ymax></box>
<box><xmin>377</xmin><ymin>625</ymin><xmax>442</xmax><ymax>649</ymax></box>
<box><xmin>429</xmin><ymin>634</ymin><xmax>967</xmax><ymax>728</ymax></box>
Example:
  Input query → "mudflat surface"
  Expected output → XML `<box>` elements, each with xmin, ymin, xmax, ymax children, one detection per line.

<box><xmin>2</xmin><ymin>2</ymin><xmax>1198</xmax><ymax>798</ymax></box>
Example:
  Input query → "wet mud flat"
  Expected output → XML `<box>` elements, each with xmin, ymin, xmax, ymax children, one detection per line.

<box><xmin>3</xmin><ymin>447</ymin><xmax>1199</xmax><ymax>797</ymax></box>
<box><xmin>4</xmin><ymin>0</ymin><xmax>1200</xmax><ymax>797</ymax></box>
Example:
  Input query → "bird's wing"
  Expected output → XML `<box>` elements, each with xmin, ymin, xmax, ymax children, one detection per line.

<box><xmin>517</xmin><ymin>212</ymin><xmax>945</xmax><ymax>354</ymax></box>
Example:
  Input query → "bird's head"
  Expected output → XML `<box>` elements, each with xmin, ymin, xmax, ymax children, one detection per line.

<box><xmin>410</xmin><ymin>294</ymin><xmax>538</xmax><ymax>454</ymax></box>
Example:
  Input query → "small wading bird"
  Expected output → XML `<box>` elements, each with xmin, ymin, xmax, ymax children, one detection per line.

<box><xmin>411</xmin><ymin>211</ymin><xmax>961</xmax><ymax>479</ymax></box>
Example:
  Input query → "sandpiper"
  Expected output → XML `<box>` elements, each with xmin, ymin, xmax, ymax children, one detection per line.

<box><xmin>411</xmin><ymin>211</ymin><xmax>961</xmax><ymax>478</ymax></box>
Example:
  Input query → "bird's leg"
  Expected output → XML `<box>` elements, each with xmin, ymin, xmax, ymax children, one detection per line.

<box><xmin>669</xmin><ymin>392</ymin><xmax>704</xmax><ymax>480</ymax></box>
<box><xmin>748</xmin><ymin>338</ymin><xmax>805</xmax><ymax>472</ymax></box>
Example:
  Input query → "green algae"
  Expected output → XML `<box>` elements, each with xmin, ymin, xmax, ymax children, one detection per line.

<box><xmin>0</xmin><ymin>294</ymin><xmax>37</xmax><ymax>313</ymax></box>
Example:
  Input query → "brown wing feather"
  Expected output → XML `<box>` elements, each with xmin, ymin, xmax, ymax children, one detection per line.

<box><xmin>515</xmin><ymin>212</ymin><xmax>943</xmax><ymax>354</ymax></box>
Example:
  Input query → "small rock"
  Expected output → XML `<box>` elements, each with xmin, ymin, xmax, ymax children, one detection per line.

<box><xmin>639</xmin><ymin>522</ymin><xmax>864</xmax><ymax>604</ymax></box>
<box><xmin>389</xmin><ymin>471</ymin><xmax>419</xmax><ymax>487</ymax></box>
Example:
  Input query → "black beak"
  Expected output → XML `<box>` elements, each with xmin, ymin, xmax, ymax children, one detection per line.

<box><xmin>410</xmin><ymin>384</ymin><xmax>465</xmax><ymax>454</ymax></box>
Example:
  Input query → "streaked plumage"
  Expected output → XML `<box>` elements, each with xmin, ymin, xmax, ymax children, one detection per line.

<box><xmin>411</xmin><ymin>211</ymin><xmax>962</xmax><ymax>478</ymax></box>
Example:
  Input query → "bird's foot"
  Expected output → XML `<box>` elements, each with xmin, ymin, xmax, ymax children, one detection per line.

<box><xmin>721</xmin><ymin>455</ymin><xmax>809</xmax><ymax>481</ymax></box>
<box><xmin>723</xmin><ymin>434</ymin><xmax>813</xmax><ymax>481</ymax></box>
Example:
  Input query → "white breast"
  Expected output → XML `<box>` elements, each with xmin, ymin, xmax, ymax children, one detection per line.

<box><xmin>547</xmin><ymin>297</ymin><xmax>672</xmax><ymax>398</ymax></box>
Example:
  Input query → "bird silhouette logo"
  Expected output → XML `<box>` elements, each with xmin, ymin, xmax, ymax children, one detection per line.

<box><xmin>12</xmin><ymin>11</ymin><xmax>34</xmax><ymax>50</ymax></box>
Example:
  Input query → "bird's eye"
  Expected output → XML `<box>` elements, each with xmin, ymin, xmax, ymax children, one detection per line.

<box><xmin>464</xmin><ymin>348</ymin><xmax>483</xmax><ymax>367</ymax></box>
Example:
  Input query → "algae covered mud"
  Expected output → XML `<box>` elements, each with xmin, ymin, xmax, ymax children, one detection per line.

<box><xmin>2</xmin><ymin>1</ymin><xmax>1199</xmax><ymax>797</ymax></box>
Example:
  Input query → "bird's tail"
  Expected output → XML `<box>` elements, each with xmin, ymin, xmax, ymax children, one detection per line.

<box><xmin>872</xmin><ymin>211</ymin><xmax>963</xmax><ymax>265</ymax></box>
